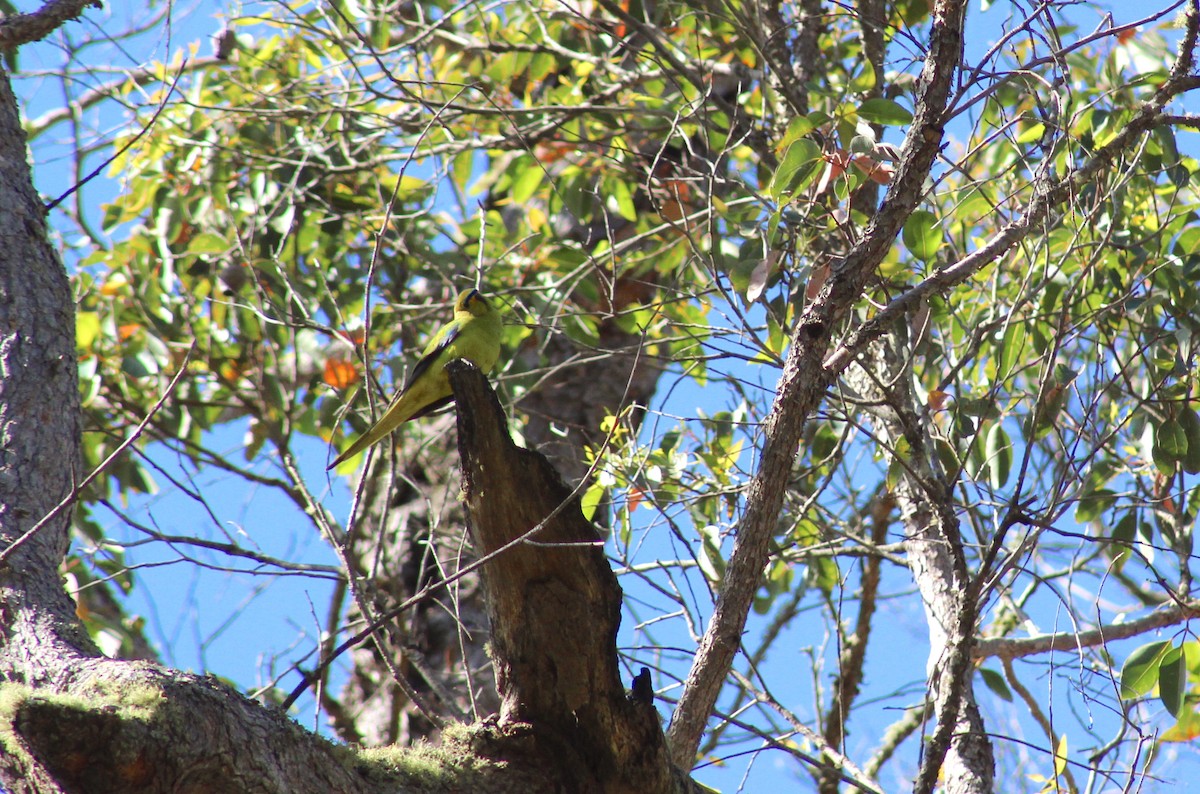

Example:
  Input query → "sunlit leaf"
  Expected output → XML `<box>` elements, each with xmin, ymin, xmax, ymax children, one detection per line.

<box><xmin>902</xmin><ymin>210</ymin><xmax>942</xmax><ymax>262</ymax></box>
<box><xmin>856</xmin><ymin>97</ymin><xmax>914</xmax><ymax>127</ymax></box>
<box><xmin>323</xmin><ymin>357</ymin><xmax>359</xmax><ymax>389</ymax></box>
<box><xmin>1120</xmin><ymin>640</ymin><xmax>1173</xmax><ymax>700</ymax></box>
<box><xmin>1161</xmin><ymin>704</ymin><xmax>1200</xmax><ymax>742</ymax></box>
<box><xmin>580</xmin><ymin>481</ymin><xmax>605</xmax><ymax>522</ymax></box>
<box><xmin>1052</xmin><ymin>734</ymin><xmax>1068</xmax><ymax>779</ymax></box>
<box><xmin>985</xmin><ymin>421</ymin><xmax>1012</xmax><ymax>490</ymax></box>
<box><xmin>76</xmin><ymin>311</ymin><xmax>101</xmax><ymax>351</ymax></box>
<box><xmin>770</xmin><ymin>138</ymin><xmax>822</xmax><ymax>202</ymax></box>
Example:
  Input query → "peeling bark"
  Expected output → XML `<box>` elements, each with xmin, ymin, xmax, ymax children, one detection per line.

<box><xmin>845</xmin><ymin>327</ymin><xmax>994</xmax><ymax>794</ymax></box>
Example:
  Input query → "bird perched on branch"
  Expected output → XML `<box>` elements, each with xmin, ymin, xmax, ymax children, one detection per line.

<box><xmin>328</xmin><ymin>289</ymin><xmax>503</xmax><ymax>470</ymax></box>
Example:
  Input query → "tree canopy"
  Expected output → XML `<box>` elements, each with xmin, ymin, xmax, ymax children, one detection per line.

<box><xmin>6</xmin><ymin>0</ymin><xmax>1200</xmax><ymax>791</ymax></box>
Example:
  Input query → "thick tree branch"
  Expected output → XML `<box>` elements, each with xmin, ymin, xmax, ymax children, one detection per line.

<box><xmin>1</xmin><ymin>662</ymin><xmax>369</xmax><ymax>793</ymax></box>
<box><xmin>0</xmin><ymin>0</ymin><xmax>95</xmax><ymax>48</ymax></box>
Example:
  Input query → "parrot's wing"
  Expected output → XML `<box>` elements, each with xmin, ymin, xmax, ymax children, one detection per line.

<box><xmin>402</xmin><ymin>319</ymin><xmax>463</xmax><ymax>391</ymax></box>
<box><xmin>404</xmin><ymin>394</ymin><xmax>455</xmax><ymax>421</ymax></box>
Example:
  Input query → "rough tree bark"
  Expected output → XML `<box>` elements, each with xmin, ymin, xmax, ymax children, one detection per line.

<box><xmin>448</xmin><ymin>360</ymin><xmax>688</xmax><ymax>793</ymax></box>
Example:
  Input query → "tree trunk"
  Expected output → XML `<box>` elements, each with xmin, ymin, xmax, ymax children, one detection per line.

<box><xmin>449</xmin><ymin>360</ymin><xmax>685</xmax><ymax>792</ymax></box>
<box><xmin>0</xmin><ymin>62</ymin><xmax>91</xmax><ymax>673</ymax></box>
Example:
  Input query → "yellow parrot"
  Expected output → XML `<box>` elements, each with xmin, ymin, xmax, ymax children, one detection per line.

<box><xmin>328</xmin><ymin>289</ymin><xmax>503</xmax><ymax>470</ymax></box>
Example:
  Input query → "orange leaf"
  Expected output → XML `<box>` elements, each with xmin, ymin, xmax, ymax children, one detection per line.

<box><xmin>535</xmin><ymin>141</ymin><xmax>577</xmax><ymax>164</ymax></box>
<box><xmin>220</xmin><ymin>361</ymin><xmax>245</xmax><ymax>381</ymax></box>
<box><xmin>338</xmin><ymin>328</ymin><xmax>366</xmax><ymax>346</ymax></box>
<box><xmin>1161</xmin><ymin>704</ymin><xmax>1200</xmax><ymax>742</ymax></box>
<box><xmin>100</xmin><ymin>272</ymin><xmax>130</xmax><ymax>296</ymax></box>
<box><xmin>324</xmin><ymin>357</ymin><xmax>359</xmax><ymax>389</ymax></box>
<box><xmin>852</xmin><ymin>154</ymin><xmax>895</xmax><ymax>185</ymax></box>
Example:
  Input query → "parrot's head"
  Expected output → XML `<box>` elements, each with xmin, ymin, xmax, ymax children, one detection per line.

<box><xmin>457</xmin><ymin>289</ymin><xmax>492</xmax><ymax>317</ymax></box>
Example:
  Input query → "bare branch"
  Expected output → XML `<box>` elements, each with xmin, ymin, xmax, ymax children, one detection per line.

<box><xmin>975</xmin><ymin>600</ymin><xmax>1200</xmax><ymax>661</ymax></box>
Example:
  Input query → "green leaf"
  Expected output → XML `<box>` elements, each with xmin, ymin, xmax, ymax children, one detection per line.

<box><xmin>1107</xmin><ymin>511</ymin><xmax>1137</xmax><ymax>572</ymax></box>
<box><xmin>810</xmin><ymin>557</ymin><xmax>840</xmax><ymax>596</ymax></box>
<box><xmin>1184</xmin><ymin>639</ymin><xmax>1200</xmax><ymax>674</ymax></box>
<box><xmin>886</xmin><ymin>435</ymin><xmax>913</xmax><ymax>490</ymax></box>
<box><xmin>979</xmin><ymin>668</ymin><xmax>1013</xmax><ymax>702</ymax></box>
<box><xmin>120</xmin><ymin>353</ymin><xmax>156</xmax><ymax>378</ymax></box>
<box><xmin>902</xmin><ymin>210</ymin><xmax>942</xmax><ymax>262</ymax></box>
<box><xmin>776</xmin><ymin>115</ymin><xmax>816</xmax><ymax>152</ymax></box>
<box><xmin>850</xmin><ymin>63</ymin><xmax>877</xmax><ymax>94</ymax></box>
<box><xmin>1179</xmin><ymin>407</ymin><xmax>1200</xmax><ymax>474</ymax></box>
<box><xmin>1075</xmin><ymin>489</ymin><xmax>1115</xmax><ymax>525</ymax></box>
<box><xmin>998</xmin><ymin>322</ymin><xmax>1027</xmax><ymax>380</ymax></box>
<box><xmin>935</xmin><ymin>437</ymin><xmax>961</xmax><ymax>478</ymax></box>
<box><xmin>76</xmin><ymin>311</ymin><xmax>101</xmax><ymax>351</ymax></box>
<box><xmin>1016</xmin><ymin>122</ymin><xmax>1045</xmax><ymax>144</ymax></box>
<box><xmin>610</xmin><ymin>178</ymin><xmax>637</xmax><ymax>222</ymax></box>
<box><xmin>1159</xmin><ymin>646</ymin><xmax>1187</xmax><ymax>717</ymax></box>
<box><xmin>1153</xmin><ymin>418</ymin><xmax>1187</xmax><ymax>476</ymax></box>
<box><xmin>1175</xmin><ymin>226</ymin><xmax>1200</xmax><ymax>256</ymax></box>
<box><xmin>580</xmin><ymin>481</ymin><xmax>605</xmax><ymax>522</ymax></box>
<box><xmin>958</xmin><ymin>398</ymin><xmax>1001</xmax><ymax>420</ymax></box>
<box><xmin>1158</xmin><ymin>417</ymin><xmax>1188</xmax><ymax>460</ymax></box>
<box><xmin>769</xmin><ymin>138</ymin><xmax>822</xmax><ymax>202</ymax></box>
<box><xmin>856</xmin><ymin>98</ymin><xmax>914</xmax><ymax>127</ymax></box>
<box><xmin>510</xmin><ymin>162</ymin><xmax>545</xmax><ymax>204</ymax></box>
<box><xmin>1120</xmin><ymin>640</ymin><xmax>1173</xmax><ymax>700</ymax></box>
<box><xmin>985</xmin><ymin>421</ymin><xmax>1012</xmax><ymax>490</ymax></box>
<box><xmin>186</xmin><ymin>232</ymin><xmax>231</xmax><ymax>255</ymax></box>
<box><xmin>697</xmin><ymin>524</ymin><xmax>726</xmax><ymax>585</ymax></box>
